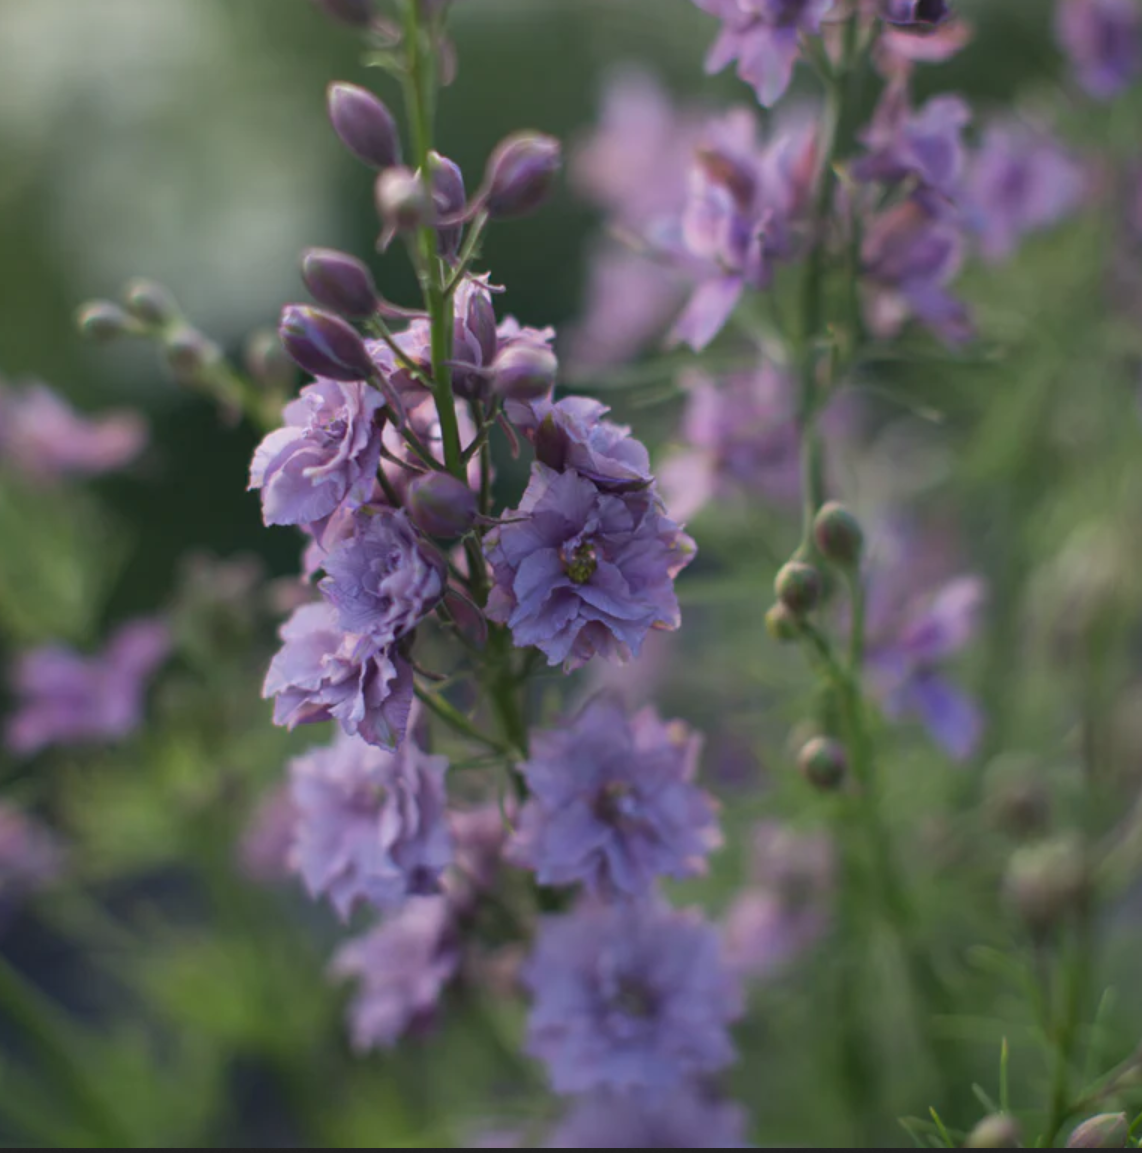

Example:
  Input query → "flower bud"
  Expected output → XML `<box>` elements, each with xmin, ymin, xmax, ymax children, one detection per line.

<box><xmin>1068</xmin><ymin>1114</ymin><xmax>1129</xmax><ymax>1149</ymax></box>
<box><xmin>775</xmin><ymin>561</ymin><xmax>823</xmax><ymax>616</ymax></box>
<box><xmin>122</xmin><ymin>278</ymin><xmax>178</xmax><ymax>327</ymax></box>
<box><xmin>327</xmin><ymin>83</ymin><xmax>401</xmax><ymax>170</ymax></box>
<box><xmin>965</xmin><ymin>1115</ymin><xmax>1022</xmax><ymax>1149</ymax></box>
<box><xmin>490</xmin><ymin>343</ymin><xmax>558</xmax><ymax>402</ymax></box>
<box><xmin>431</xmin><ymin>152</ymin><xmax>467</xmax><ymax>260</ymax></box>
<box><xmin>765</xmin><ymin>602</ymin><xmax>802</xmax><ymax>643</ymax></box>
<box><xmin>797</xmin><ymin>736</ymin><xmax>847</xmax><ymax>791</ymax></box>
<box><xmin>1004</xmin><ymin>836</ymin><xmax>1089</xmax><ymax>934</ymax></box>
<box><xmin>279</xmin><ymin>304</ymin><xmax>375</xmax><ymax>382</ymax></box>
<box><xmin>408</xmin><ymin>473</ymin><xmax>478</xmax><ymax>538</ymax></box>
<box><xmin>244</xmin><ymin>330</ymin><xmax>297</xmax><ymax>392</ymax></box>
<box><xmin>376</xmin><ymin>166</ymin><xmax>432</xmax><ymax>245</ymax></box>
<box><xmin>882</xmin><ymin>0</ymin><xmax>950</xmax><ymax>26</ymax></box>
<box><xmin>165</xmin><ymin>328</ymin><xmax>221</xmax><ymax>382</ymax></box>
<box><xmin>76</xmin><ymin>301</ymin><xmax>133</xmax><ymax>343</ymax></box>
<box><xmin>482</xmin><ymin>131</ymin><xmax>562</xmax><ymax>219</ymax></box>
<box><xmin>311</xmin><ymin>0</ymin><xmax>376</xmax><ymax>28</ymax></box>
<box><xmin>813</xmin><ymin>502</ymin><xmax>864</xmax><ymax>569</ymax></box>
<box><xmin>302</xmin><ymin>248</ymin><xmax>379</xmax><ymax>321</ymax></box>
<box><xmin>985</xmin><ymin>754</ymin><xmax>1052</xmax><ymax>841</ymax></box>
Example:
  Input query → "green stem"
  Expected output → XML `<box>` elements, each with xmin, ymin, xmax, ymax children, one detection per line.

<box><xmin>415</xmin><ymin>685</ymin><xmax>513</xmax><ymax>756</ymax></box>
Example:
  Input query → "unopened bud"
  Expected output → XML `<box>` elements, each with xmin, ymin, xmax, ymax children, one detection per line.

<box><xmin>165</xmin><ymin>328</ymin><xmax>221</xmax><ymax>382</ymax></box>
<box><xmin>985</xmin><ymin>754</ymin><xmax>1051</xmax><ymax>841</ymax></box>
<box><xmin>797</xmin><ymin>736</ymin><xmax>847</xmax><ymax>791</ymax></box>
<box><xmin>244</xmin><ymin>330</ymin><xmax>297</xmax><ymax>392</ymax></box>
<box><xmin>482</xmin><ymin>131</ymin><xmax>562</xmax><ymax>220</ymax></box>
<box><xmin>311</xmin><ymin>0</ymin><xmax>376</xmax><ymax>28</ymax></box>
<box><xmin>766</xmin><ymin>602</ymin><xmax>802</xmax><ymax>643</ymax></box>
<box><xmin>813</xmin><ymin>502</ymin><xmax>864</xmax><ymax>569</ymax></box>
<box><xmin>328</xmin><ymin>83</ymin><xmax>402</xmax><ymax>170</ymax></box>
<box><xmin>1067</xmin><ymin>1114</ymin><xmax>1129</xmax><ymax>1149</ymax></box>
<box><xmin>490</xmin><ymin>342</ymin><xmax>558</xmax><ymax>402</ymax></box>
<box><xmin>408</xmin><ymin>473</ymin><xmax>478</xmax><ymax>538</ymax></box>
<box><xmin>431</xmin><ymin>152</ymin><xmax>467</xmax><ymax>260</ymax></box>
<box><xmin>76</xmin><ymin>301</ymin><xmax>133</xmax><ymax>343</ymax></box>
<box><xmin>122</xmin><ymin>279</ymin><xmax>178</xmax><ymax>327</ymax></box>
<box><xmin>279</xmin><ymin>304</ymin><xmax>374</xmax><ymax>382</ymax></box>
<box><xmin>882</xmin><ymin>0</ymin><xmax>950</xmax><ymax>27</ymax></box>
<box><xmin>775</xmin><ymin>561</ymin><xmax>822</xmax><ymax>616</ymax></box>
<box><xmin>376</xmin><ymin>166</ymin><xmax>432</xmax><ymax>242</ymax></box>
<box><xmin>965</xmin><ymin>1115</ymin><xmax>1021</xmax><ymax>1149</ymax></box>
<box><xmin>302</xmin><ymin>248</ymin><xmax>379</xmax><ymax>321</ymax></box>
<box><xmin>1004</xmin><ymin>836</ymin><xmax>1089</xmax><ymax>934</ymax></box>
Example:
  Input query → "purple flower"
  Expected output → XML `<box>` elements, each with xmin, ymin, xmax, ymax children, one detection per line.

<box><xmin>508</xmin><ymin>698</ymin><xmax>721</xmax><ymax>899</ymax></box>
<box><xmin>548</xmin><ymin>1089</ymin><xmax>750</xmax><ymax>1149</ymax></box>
<box><xmin>881</xmin><ymin>0</ymin><xmax>950</xmax><ymax>24</ymax></box>
<box><xmin>6</xmin><ymin>618</ymin><xmax>170</xmax><ymax>755</ymax></box>
<box><xmin>238</xmin><ymin>786</ymin><xmax>297</xmax><ymax>885</ymax></box>
<box><xmin>262</xmin><ymin>601</ymin><xmax>414</xmax><ymax>750</ymax></box>
<box><xmin>0</xmin><ymin>381</ymin><xmax>146</xmax><ymax>482</ymax></box>
<box><xmin>0</xmin><ymin>805</ymin><xmax>65</xmax><ymax>899</ymax></box>
<box><xmin>692</xmin><ymin>1</ymin><xmax>837</xmax><ymax>107</ymax></box>
<box><xmin>318</xmin><ymin>508</ymin><xmax>445</xmax><ymax>639</ymax></box>
<box><xmin>330</xmin><ymin>896</ymin><xmax>459</xmax><ymax>1051</ymax></box>
<box><xmin>523</xmin><ymin>899</ymin><xmax>742</xmax><ymax>1095</ymax></box>
<box><xmin>249</xmin><ymin>378</ymin><xmax>384</xmax><ymax>527</ymax></box>
<box><xmin>965</xmin><ymin>120</ymin><xmax>1087</xmax><ymax>263</ymax></box>
<box><xmin>289</xmin><ymin>725</ymin><xmax>451</xmax><ymax>918</ymax></box>
<box><xmin>484</xmin><ymin>466</ymin><xmax>695</xmax><ymax>670</ymax></box>
<box><xmin>1057</xmin><ymin>0</ymin><xmax>1142</xmax><ymax>101</ymax></box>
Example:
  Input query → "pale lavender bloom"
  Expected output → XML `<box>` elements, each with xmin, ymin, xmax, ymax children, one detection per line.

<box><xmin>966</xmin><ymin>120</ymin><xmax>1087</xmax><ymax>263</ymax></box>
<box><xmin>1056</xmin><ymin>0</ymin><xmax>1142</xmax><ymax>100</ymax></box>
<box><xmin>0</xmin><ymin>805</ymin><xmax>65</xmax><ymax>898</ymax></box>
<box><xmin>330</xmin><ymin>896</ymin><xmax>459</xmax><ymax>1051</ymax></box>
<box><xmin>508</xmin><ymin>698</ymin><xmax>721</xmax><ymax>899</ymax></box>
<box><xmin>723</xmin><ymin>823</ymin><xmax>834</xmax><ymax>980</ymax></box>
<box><xmin>523</xmin><ymin>899</ymin><xmax>742</xmax><ymax>1095</ymax></box>
<box><xmin>692</xmin><ymin>1</ymin><xmax>837</xmax><ymax>107</ymax></box>
<box><xmin>6</xmin><ymin>618</ymin><xmax>170</xmax><ymax>755</ymax></box>
<box><xmin>548</xmin><ymin>1089</ymin><xmax>750</xmax><ymax>1149</ymax></box>
<box><xmin>0</xmin><ymin>381</ymin><xmax>146</xmax><ymax>481</ymax></box>
<box><xmin>249</xmin><ymin>378</ymin><xmax>384</xmax><ymax>527</ymax></box>
<box><xmin>448</xmin><ymin>804</ymin><xmax>510</xmax><ymax>908</ymax></box>
<box><xmin>289</xmin><ymin>725</ymin><xmax>451</xmax><ymax>918</ymax></box>
<box><xmin>484</xmin><ymin>465</ymin><xmax>695</xmax><ymax>671</ymax></box>
<box><xmin>238</xmin><ymin>786</ymin><xmax>297</xmax><ymax>885</ymax></box>
<box><xmin>262</xmin><ymin>601</ymin><xmax>414</xmax><ymax>750</ymax></box>
<box><xmin>318</xmin><ymin>508</ymin><xmax>445</xmax><ymax>640</ymax></box>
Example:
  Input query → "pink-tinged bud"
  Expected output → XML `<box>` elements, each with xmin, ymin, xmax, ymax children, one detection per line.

<box><xmin>279</xmin><ymin>305</ymin><xmax>374</xmax><ymax>382</ymax></box>
<box><xmin>490</xmin><ymin>343</ymin><xmax>558</xmax><ymax>402</ymax></box>
<box><xmin>244</xmin><ymin>330</ymin><xmax>298</xmax><ymax>392</ymax></box>
<box><xmin>327</xmin><ymin>83</ymin><xmax>402</xmax><ymax>170</ymax></box>
<box><xmin>376</xmin><ymin>166</ymin><xmax>432</xmax><ymax>244</ymax></box>
<box><xmin>430</xmin><ymin>152</ymin><xmax>467</xmax><ymax>259</ymax></box>
<box><xmin>408</xmin><ymin>473</ymin><xmax>478</xmax><ymax>538</ymax></box>
<box><xmin>165</xmin><ymin>328</ymin><xmax>222</xmax><ymax>382</ymax></box>
<box><xmin>302</xmin><ymin>248</ymin><xmax>379</xmax><ymax>320</ymax></box>
<box><xmin>775</xmin><ymin>561</ymin><xmax>822</xmax><ymax>616</ymax></box>
<box><xmin>122</xmin><ymin>278</ymin><xmax>178</xmax><ymax>327</ymax></box>
<box><xmin>1068</xmin><ymin>1114</ymin><xmax>1129</xmax><ymax>1149</ymax></box>
<box><xmin>311</xmin><ymin>0</ymin><xmax>376</xmax><ymax>28</ymax></box>
<box><xmin>765</xmin><ymin>602</ymin><xmax>801</xmax><ymax>643</ymax></box>
<box><xmin>813</xmin><ymin>502</ymin><xmax>864</xmax><ymax>569</ymax></box>
<box><xmin>797</xmin><ymin>736</ymin><xmax>847</xmax><ymax>791</ymax></box>
<box><xmin>482</xmin><ymin>132</ymin><xmax>562</xmax><ymax>219</ymax></box>
<box><xmin>966</xmin><ymin>1115</ymin><xmax>1021</xmax><ymax>1149</ymax></box>
<box><xmin>76</xmin><ymin>301</ymin><xmax>132</xmax><ymax>342</ymax></box>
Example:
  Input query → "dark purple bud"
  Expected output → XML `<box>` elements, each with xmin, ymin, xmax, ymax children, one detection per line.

<box><xmin>797</xmin><ymin>736</ymin><xmax>847</xmax><ymax>792</ymax></box>
<box><xmin>765</xmin><ymin>602</ymin><xmax>801</xmax><ymax>643</ymax></box>
<box><xmin>775</xmin><ymin>561</ymin><xmax>822</xmax><ymax>616</ymax></box>
<box><xmin>430</xmin><ymin>152</ymin><xmax>467</xmax><ymax>259</ymax></box>
<box><xmin>302</xmin><ymin>248</ymin><xmax>379</xmax><ymax>320</ymax></box>
<box><xmin>376</xmin><ymin>167</ymin><xmax>432</xmax><ymax>247</ymax></box>
<box><xmin>813</xmin><ymin>502</ymin><xmax>864</xmax><ymax>569</ymax></box>
<box><xmin>1068</xmin><ymin>1115</ymin><xmax>1129</xmax><ymax>1149</ymax></box>
<box><xmin>76</xmin><ymin>301</ymin><xmax>133</xmax><ymax>342</ymax></box>
<box><xmin>244</xmin><ymin>330</ymin><xmax>298</xmax><ymax>392</ymax></box>
<box><xmin>165</xmin><ymin>328</ymin><xmax>222</xmax><ymax>382</ymax></box>
<box><xmin>122</xmin><ymin>278</ymin><xmax>178</xmax><ymax>327</ymax></box>
<box><xmin>882</xmin><ymin>0</ymin><xmax>950</xmax><ymax>25</ymax></box>
<box><xmin>279</xmin><ymin>304</ymin><xmax>375</xmax><ymax>382</ymax></box>
<box><xmin>311</xmin><ymin>0</ymin><xmax>376</xmax><ymax>28</ymax></box>
<box><xmin>482</xmin><ymin>131</ymin><xmax>562</xmax><ymax>219</ymax></box>
<box><xmin>490</xmin><ymin>343</ymin><xmax>558</xmax><ymax>402</ymax></box>
<box><xmin>328</xmin><ymin>83</ymin><xmax>402</xmax><ymax>170</ymax></box>
<box><xmin>965</xmin><ymin>1116</ymin><xmax>1021</xmax><ymax>1149</ymax></box>
<box><xmin>408</xmin><ymin>473</ymin><xmax>478</xmax><ymax>538</ymax></box>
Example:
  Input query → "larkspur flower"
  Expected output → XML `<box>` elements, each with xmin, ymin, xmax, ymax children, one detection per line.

<box><xmin>508</xmin><ymin>698</ymin><xmax>721</xmax><ymax>899</ymax></box>
<box><xmin>262</xmin><ymin>601</ymin><xmax>414</xmax><ymax>750</ymax></box>
<box><xmin>484</xmin><ymin>465</ymin><xmax>695</xmax><ymax>670</ymax></box>
<box><xmin>289</xmin><ymin>725</ymin><xmax>451</xmax><ymax>918</ymax></box>
<box><xmin>6</xmin><ymin>618</ymin><xmax>170</xmax><ymax>755</ymax></box>
<box><xmin>1056</xmin><ymin>0</ymin><xmax>1142</xmax><ymax>101</ymax></box>
<box><xmin>523</xmin><ymin>899</ymin><xmax>742</xmax><ymax>1095</ymax></box>
<box><xmin>330</xmin><ymin>896</ymin><xmax>459</xmax><ymax>1051</ymax></box>
<box><xmin>249</xmin><ymin>378</ymin><xmax>384</xmax><ymax>527</ymax></box>
<box><xmin>548</xmin><ymin>1089</ymin><xmax>750</xmax><ymax>1149</ymax></box>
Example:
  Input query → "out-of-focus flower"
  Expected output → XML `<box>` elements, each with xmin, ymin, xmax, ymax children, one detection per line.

<box><xmin>262</xmin><ymin>601</ymin><xmax>414</xmax><ymax>750</ymax></box>
<box><xmin>238</xmin><ymin>785</ymin><xmax>297</xmax><ymax>885</ymax></box>
<box><xmin>484</xmin><ymin>466</ymin><xmax>694</xmax><ymax>670</ymax></box>
<box><xmin>547</xmin><ymin>1088</ymin><xmax>750</xmax><ymax>1149</ymax></box>
<box><xmin>6</xmin><ymin>618</ymin><xmax>170</xmax><ymax>755</ymax></box>
<box><xmin>0</xmin><ymin>804</ymin><xmax>65</xmax><ymax>899</ymax></box>
<box><xmin>881</xmin><ymin>0</ymin><xmax>950</xmax><ymax>25</ymax></box>
<box><xmin>875</xmin><ymin>15</ymin><xmax>972</xmax><ymax>76</ymax></box>
<box><xmin>1056</xmin><ymin>0</ymin><xmax>1142</xmax><ymax>101</ymax></box>
<box><xmin>330</xmin><ymin>896</ymin><xmax>459</xmax><ymax>1050</ymax></box>
<box><xmin>508</xmin><ymin>698</ymin><xmax>720</xmax><ymax>899</ymax></box>
<box><xmin>290</xmin><ymin>725</ymin><xmax>451</xmax><ymax>919</ymax></box>
<box><xmin>0</xmin><ymin>381</ymin><xmax>146</xmax><ymax>482</ymax></box>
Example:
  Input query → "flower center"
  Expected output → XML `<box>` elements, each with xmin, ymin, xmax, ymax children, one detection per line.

<box><xmin>612</xmin><ymin>977</ymin><xmax>656</xmax><ymax>1021</ymax></box>
<box><xmin>562</xmin><ymin>540</ymin><xmax>598</xmax><ymax>585</ymax></box>
<box><xmin>593</xmin><ymin>780</ymin><xmax>635</xmax><ymax>826</ymax></box>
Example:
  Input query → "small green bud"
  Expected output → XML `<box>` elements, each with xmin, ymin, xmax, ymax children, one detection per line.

<box><xmin>1004</xmin><ymin>835</ymin><xmax>1089</xmax><ymax>934</ymax></box>
<box><xmin>797</xmin><ymin>736</ymin><xmax>847</xmax><ymax>791</ymax></box>
<box><xmin>122</xmin><ymin>278</ymin><xmax>178</xmax><ymax>327</ymax></box>
<box><xmin>76</xmin><ymin>301</ymin><xmax>132</xmax><ymax>342</ymax></box>
<box><xmin>765</xmin><ymin>602</ymin><xmax>802</xmax><ymax>643</ymax></box>
<box><xmin>165</xmin><ymin>328</ymin><xmax>222</xmax><ymax>383</ymax></box>
<box><xmin>775</xmin><ymin>561</ymin><xmax>822</xmax><ymax>616</ymax></box>
<box><xmin>965</xmin><ymin>1114</ymin><xmax>1022</xmax><ymax>1148</ymax></box>
<box><xmin>813</xmin><ymin>501</ymin><xmax>864</xmax><ymax>568</ymax></box>
<box><xmin>1067</xmin><ymin>1113</ymin><xmax>1129</xmax><ymax>1149</ymax></box>
<box><xmin>244</xmin><ymin>330</ymin><xmax>298</xmax><ymax>393</ymax></box>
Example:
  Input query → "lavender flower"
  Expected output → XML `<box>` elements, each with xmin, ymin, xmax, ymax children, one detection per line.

<box><xmin>289</xmin><ymin>725</ymin><xmax>451</xmax><ymax>918</ymax></box>
<box><xmin>6</xmin><ymin>618</ymin><xmax>170</xmax><ymax>755</ymax></box>
<box><xmin>1056</xmin><ymin>0</ymin><xmax>1142</xmax><ymax>101</ymax></box>
<box><xmin>965</xmin><ymin>120</ymin><xmax>1087</xmax><ymax>263</ymax></box>
<box><xmin>0</xmin><ymin>805</ymin><xmax>65</xmax><ymax>899</ymax></box>
<box><xmin>508</xmin><ymin>698</ymin><xmax>721</xmax><ymax>899</ymax></box>
<box><xmin>548</xmin><ymin>1089</ymin><xmax>750</xmax><ymax>1149</ymax></box>
<box><xmin>249</xmin><ymin>379</ymin><xmax>384</xmax><ymax>527</ymax></box>
<box><xmin>0</xmin><ymin>381</ymin><xmax>146</xmax><ymax>482</ymax></box>
<box><xmin>262</xmin><ymin>601</ymin><xmax>414</xmax><ymax>750</ymax></box>
<box><xmin>330</xmin><ymin>896</ymin><xmax>459</xmax><ymax>1050</ymax></box>
<box><xmin>484</xmin><ymin>466</ymin><xmax>695</xmax><ymax>670</ymax></box>
<box><xmin>691</xmin><ymin>1</ymin><xmax>837</xmax><ymax>108</ymax></box>
<box><xmin>523</xmin><ymin>899</ymin><xmax>742</xmax><ymax>1095</ymax></box>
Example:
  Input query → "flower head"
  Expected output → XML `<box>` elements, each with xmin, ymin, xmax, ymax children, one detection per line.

<box><xmin>1056</xmin><ymin>0</ymin><xmax>1142</xmax><ymax>101</ymax></box>
<box><xmin>548</xmin><ymin>1089</ymin><xmax>750</xmax><ymax>1149</ymax></box>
